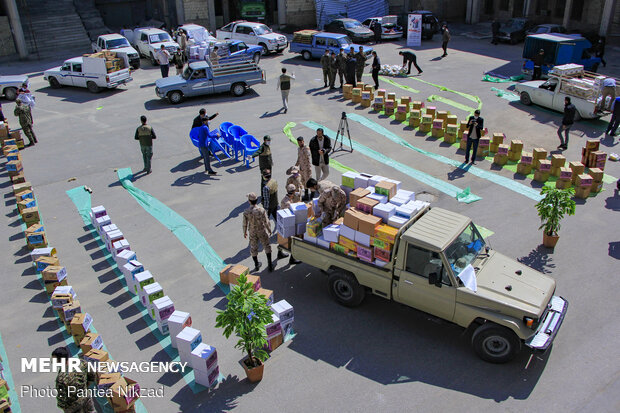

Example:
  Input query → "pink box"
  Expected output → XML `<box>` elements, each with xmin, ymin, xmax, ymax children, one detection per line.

<box><xmin>432</xmin><ymin>120</ymin><xmax>444</xmax><ymax>129</ymax></box>
<box><xmin>374</xmin><ymin>247</ymin><xmax>390</xmax><ymax>262</ymax></box>
<box><xmin>357</xmin><ymin>245</ymin><xmax>373</xmax><ymax>262</ymax></box>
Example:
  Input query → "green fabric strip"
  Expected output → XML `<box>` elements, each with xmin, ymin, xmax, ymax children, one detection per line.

<box><xmin>301</xmin><ymin>121</ymin><xmax>481</xmax><ymax>203</ymax></box>
<box><xmin>379</xmin><ymin>76</ymin><xmax>420</xmax><ymax>93</ymax></box>
<box><xmin>427</xmin><ymin>95</ymin><xmax>477</xmax><ymax>113</ymax></box>
<box><xmin>482</xmin><ymin>74</ymin><xmax>524</xmax><ymax>82</ymax></box>
<box><xmin>491</xmin><ymin>87</ymin><xmax>521</xmax><ymax>102</ymax></box>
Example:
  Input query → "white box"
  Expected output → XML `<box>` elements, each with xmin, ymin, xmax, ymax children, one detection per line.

<box><xmin>340</xmin><ymin>185</ymin><xmax>352</xmax><ymax>197</ymax></box>
<box><xmin>368</xmin><ymin>175</ymin><xmax>387</xmax><ymax>187</ymax></box>
<box><xmin>101</xmin><ymin>224</ymin><xmax>118</xmax><ymax>238</ymax></box>
<box><xmin>354</xmin><ymin>173</ymin><xmax>372</xmax><ymax>189</ymax></box>
<box><xmin>317</xmin><ymin>236</ymin><xmax>330</xmax><ymax>249</ymax></box>
<box><xmin>121</xmin><ymin>260</ymin><xmax>143</xmax><ymax>293</ymax></box>
<box><xmin>277</xmin><ymin>219</ymin><xmax>296</xmax><ymax>238</ymax></box>
<box><xmin>323</xmin><ymin>224</ymin><xmax>340</xmax><ymax>242</ymax></box>
<box><xmin>372</xmin><ymin>203</ymin><xmax>395</xmax><ymax>223</ymax></box>
<box><xmin>341</xmin><ymin>171</ymin><xmax>359</xmax><ymax>188</ymax></box>
<box><xmin>30</xmin><ymin>247</ymin><xmax>56</xmax><ymax>261</ymax></box>
<box><xmin>105</xmin><ymin>229</ymin><xmax>123</xmax><ymax>251</ymax></box>
<box><xmin>295</xmin><ymin>223</ymin><xmax>306</xmax><ymax>235</ymax></box>
<box><xmin>115</xmin><ymin>249</ymin><xmax>137</xmax><ymax>267</ymax></box>
<box><xmin>156</xmin><ymin>318</ymin><xmax>169</xmax><ymax>335</ymax></box>
<box><xmin>368</xmin><ymin>193</ymin><xmax>387</xmax><ymax>204</ymax></box>
<box><xmin>90</xmin><ymin>206</ymin><xmax>106</xmax><ymax>222</ymax></box>
<box><xmin>396</xmin><ymin>189</ymin><xmax>415</xmax><ymax>201</ymax></box>
<box><xmin>388</xmin><ymin>196</ymin><xmax>408</xmax><ymax>207</ymax></box>
<box><xmin>303</xmin><ymin>234</ymin><xmax>317</xmax><ymax>244</ymax></box>
<box><xmin>340</xmin><ymin>225</ymin><xmax>355</xmax><ymax>241</ymax></box>
<box><xmin>190</xmin><ymin>343</ymin><xmax>218</xmax><ymax>372</ymax></box>
<box><xmin>354</xmin><ymin>231</ymin><xmax>371</xmax><ymax>247</ymax></box>
<box><xmin>112</xmin><ymin>239</ymin><xmax>130</xmax><ymax>257</ymax></box>
<box><xmin>142</xmin><ymin>282</ymin><xmax>163</xmax><ymax>315</ymax></box>
<box><xmin>271</xmin><ymin>300</ymin><xmax>294</xmax><ymax>324</ymax></box>
<box><xmin>265</xmin><ymin>313</ymin><xmax>282</xmax><ymax>339</ymax></box>
<box><xmin>396</xmin><ymin>205</ymin><xmax>415</xmax><ymax>218</ymax></box>
<box><xmin>95</xmin><ymin>215</ymin><xmax>111</xmax><ymax>232</ymax></box>
<box><xmin>153</xmin><ymin>296</ymin><xmax>175</xmax><ymax>323</ymax></box>
<box><xmin>374</xmin><ymin>259</ymin><xmax>388</xmax><ymax>267</ymax></box>
<box><xmin>289</xmin><ymin>202</ymin><xmax>308</xmax><ymax>224</ymax></box>
<box><xmin>133</xmin><ymin>270</ymin><xmax>153</xmax><ymax>296</ymax></box>
<box><xmin>277</xmin><ymin>209</ymin><xmax>296</xmax><ymax>227</ymax></box>
<box><xmin>388</xmin><ymin>215</ymin><xmax>408</xmax><ymax>228</ymax></box>
<box><xmin>194</xmin><ymin>365</ymin><xmax>219</xmax><ymax>387</ymax></box>
<box><xmin>364</xmin><ymin>186</ymin><xmax>375</xmax><ymax>193</ymax></box>
<box><xmin>168</xmin><ymin>311</ymin><xmax>192</xmax><ymax>349</ymax></box>
<box><xmin>281</xmin><ymin>319</ymin><xmax>294</xmax><ymax>338</ymax></box>
<box><xmin>53</xmin><ymin>285</ymin><xmax>77</xmax><ymax>300</ymax></box>
<box><xmin>176</xmin><ymin>327</ymin><xmax>202</xmax><ymax>360</ymax></box>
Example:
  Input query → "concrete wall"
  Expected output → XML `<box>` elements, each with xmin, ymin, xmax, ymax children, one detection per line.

<box><xmin>182</xmin><ymin>0</ymin><xmax>210</xmax><ymax>28</ymax></box>
<box><xmin>285</xmin><ymin>0</ymin><xmax>316</xmax><ymax>28</ymax></box>
<box><xmin>389</xmin><ymin>0</ymin><xmax>468</xmax><ymax>22</ymax></box>
<box><xmin>0</xmin><ymin>16</ymin><xmax>17</xmax><ymax>56</ymax></box>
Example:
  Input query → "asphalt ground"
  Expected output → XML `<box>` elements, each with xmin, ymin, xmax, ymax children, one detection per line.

<box><xmin>1</xmin><ymin>33</ymin><xmax>619</xmax><ymax>412</ymax></box>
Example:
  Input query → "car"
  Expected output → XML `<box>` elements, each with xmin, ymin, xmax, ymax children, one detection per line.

<box><xmin>362</xmin><ymin>16</ymin><xmax>403</xmax><ymax>40</ymax></box>
<box><xmin>397</xmin><ymin>10</ymin><xmax>439</xmax><ymax>40</ymax></box>
<box><xmin>498</xmin><ymin>18</ymin><xmax>535</xmax><ymax>44</ymax></box>
<box><xmin>0</xmin><ymin>74</ymin><xmax>28</xmax><ymax>101</ymax></box>
<box><xmin>123</xmin><ymin>28</ymin><xmax>180</xmax><ymax>65</ymax></box>
<box><xmin>216</xmin><ymin>21</ymin><xmax>287</xmax><ymax>55</ymax></box>
<box><xmin>214</xmin><ymin>40</ymin><xmax>263</xmax><ymax>64</ymax></box>
<box><xmin>44</xmin><ymin>55</ymin><xmax>132</xmax><ymax>93</ymax></box>
<box><xmin>526</xmin><ymin>24</ymin><xmax>567</xmax><ymax>36</ymax></box>
<box><xmin>324</xmin><ymin>18</ymin><xmax>374</xmax><ymax>43</ymax></box>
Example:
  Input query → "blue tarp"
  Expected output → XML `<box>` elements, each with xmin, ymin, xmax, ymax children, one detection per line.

<box><xmin>315</xmin><ymin>0</ymin><xmax>389</xmax><ymax>29</ymax></box>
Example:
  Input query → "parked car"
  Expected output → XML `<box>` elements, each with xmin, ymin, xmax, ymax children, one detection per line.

<box><xmin>92</xmin><ymin>34</ymin><xmax>141</xmax><ymax>69</ymax></box>
<box><xmin>362</xmin><ymin>16</ymin><xmax>403</xmax><ymax>40</ymax></box>
<box><xmin>155</xmin><ymin>60</ymin><xmax>265</xmax><ymax>104</ymax></box>
<box><xmin>122</xmin><ymin>27</ymin><xmax>180</xmax><ymax>66</ymax></box>
<box><xmin>324</xmin><ymin>18</ymin><xmax>374</xmax><ymax>43</ymax></box>
<box><xmin>44</xmin><ymin>56</ymin><xmax>132</xmax><ymax>93</ymax></box>
<box><xmin>498</xmin><ymin>18</ymin><xmax>535</xmax><ymax>44</ymax></box>
<box><xmin>211</xmin><ymin>40</ymin><xmax>263</xmax><ymax>64</ymax></box>
<box><xmin>526</xmin><ymin>24</ymin><xmax>567</xmax><ymax>36</ymax></box>
<box><xmin>289</xmin><ymin>30</ymin><xmax>373</xmax><ymax>60</ymax></box>
<box><xmin>0</xmin><ymin>74</ymin><xmax>28</xmax><ymax>101</ymax></box>
<box><xmin>216</xmin><ymin>20</ymin><xmax>287</xmax><ymax>55</ymax></box>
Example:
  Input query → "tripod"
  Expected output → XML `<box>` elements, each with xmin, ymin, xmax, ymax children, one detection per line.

<box><xmin>332</xmin><ymin>112</ymin><xmax>353</xmax><ymax>154</ymax></box>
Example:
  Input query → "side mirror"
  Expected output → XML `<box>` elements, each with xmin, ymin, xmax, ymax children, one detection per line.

<box><xmin>428</xmin><ymin>273</ymin><xmax>442</xmax><ymax>288</ymax></box>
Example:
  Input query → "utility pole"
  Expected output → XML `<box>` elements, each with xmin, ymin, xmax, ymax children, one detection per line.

<box><xmin>4</xmin><ymin>0</ymin><xmax>28</xmax><ymax>58</ymax></box>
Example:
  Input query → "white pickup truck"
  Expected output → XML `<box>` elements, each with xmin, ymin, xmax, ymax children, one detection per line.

<box><xmin>216</xmin><ymin>20</ymin><xmax>287</xmax><ymax>55</ymax></box>
<box><xmin>44</xmin><ymin>56</ymin><xmax>132</xmax><ymax>93</ymax></box>
<box><xmin>122</xmin><ymin>27</ymin><xmax>180</xmax><ymax>65</ymax></box>
<box><xmin>92</xmin><ymin>34</ymin><xmax>141</xmax><ymax>69</ymax></box>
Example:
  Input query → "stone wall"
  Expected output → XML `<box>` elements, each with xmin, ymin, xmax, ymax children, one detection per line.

<box><xmin>0</xmin><ymin>16</ymin><xmax>17</xmax><ymax>56</ymax></box>
<box><xmin>183</xmin><ymin>0</ymin><xmax>210</xmax><ymax>28</ymax></box>
<box><xmin>285</xmin><ymin>0</ymin><xmax>316</xmax><ymax>28</ymax></box>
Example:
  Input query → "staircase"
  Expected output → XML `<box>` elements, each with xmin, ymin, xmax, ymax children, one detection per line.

<box><xmin>74</xmin><ymin>0</ymin><xmax>111</xmax><ymax>41</ymax></box>
<box><xmin>18</xmin><ymin>0</ymin><xmax>92</xmax><ymax>58</ymax></box>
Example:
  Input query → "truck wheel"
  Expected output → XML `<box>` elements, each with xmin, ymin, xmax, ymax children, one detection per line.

<box><xmin>259</xmin><ymin>43</ymin><xmax>269</xmax><ymax>56</ymax></box>
<box><xmin>231</xmin><ymin>82</ymin><xmax>246</xmax><ymax>97</ymax></box>
<box><xmin>252</xmin><ymin>52</ymin><xmax>261</xmax><ymax>64</ymax></box>
<box><xmin>150</xmin><ymin>53</ymin><xmax>157</xmax><ymax>66</ymax></box>
<box><xmin>167</xmin><ymin>90</ymin><xmax>183</xmax><ymax>104</ymax></box>
<box><xmin>49</xmin><ymin>77</ymin><xmax>61</xmax><ymax>89</ymax></box>
<box><xmin>328</xmin><ymin>271</ymin><xmax>365</xmax><ymax>307</ymax></box>
<box><xmin>471</xmin><ymin>323</ymin><xmax>520</xmax><ymax>363</ymax></box>
<box><xmin>3</xmin><ymin>87</ymin><xmax>17</xmax><ymax>101</ymax></box>
<box><xmin>87</xmin><ymin>81</ymin><xmax>101</xmax><ymax>93</ymax></box>
<box><xmin>520</xmin><ymin>92</ymin><xmax>532</xmax><ymax>105</ymax></box>
<box><xmin>302</xmin><ymin>50</ymin><xmax>311</xmax><ymax>61</ymax></box>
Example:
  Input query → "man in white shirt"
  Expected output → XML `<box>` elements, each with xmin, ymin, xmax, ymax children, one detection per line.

<box><xmin>600</xmin><ymin>77</ymin><xmax>617</xmax><ymax>111</ymax></box>
<box><xmin>156</xmin><ymin>45</ymin><xmax>171</xmax><ymax>78</ymax></box>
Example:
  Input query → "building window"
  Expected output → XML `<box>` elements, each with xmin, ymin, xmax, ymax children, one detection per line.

<box><xmin>499</xmin><ymin>0</ymin><xmax>509</xmax><ymax>11</ymax></box>
<box><xmin>570</xmin><ymin>0</ymin><xmax>584</xmax><ymax>20</ymax></box>
<box><xmin>554</xmin><ymin>0</ymin><xmax>566</xmax><ymax>18</ymax></box>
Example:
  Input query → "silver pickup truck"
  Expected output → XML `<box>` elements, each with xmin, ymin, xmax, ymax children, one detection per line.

<box><xmin>155</xmin><ymin>59</ymin><xmax>265</xmax><ymax>104</ymax></box>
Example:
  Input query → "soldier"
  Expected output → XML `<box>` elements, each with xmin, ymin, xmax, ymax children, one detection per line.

<box><xmin>252</xmin><ymin>135</ymin><xmax>273</xmax><ymax>193</ymax></box>
<box><xmin>335</xmin><ymin>48</ymin><xmax>346</xmax><ymax>88</ymax></box>
<box><xmin>243</xmin><ymin>192</ymin><xmax>273</xmax><ymax>272</ymax></box>
<box><xmin>320</xmin><ymin>49</ymin><xmax>331</xmax><ymax>87</ymax></box>
<box><xmin>328</xmin><ymin>51</ymin><xmax>338</xmax><ymax>89</ymax></box>
<box><xmin>52</xmin><ymin>346</ymin><xmax>96</xmax><ymax>413</ymax></box>
<box><xmin>286</xmin><ymin>166</ymin><xmax>303</xmax><ymax>194</ymax></box>
<box><xmin>134</xmin><ymin>115</ymin><xmax>156</xmax><ymax>174</ymax></box>
<box><xmin>356</xmin><ymin>46</ymin><xmax>366</xmax><ymax>83</ymax></box>
<box><xmin>261</xmin><ymin>169</ymin><xmax>279</xmax><ymax>227</ymax></box>
<box><xmin>278</xmin><ymin>184</ymin><xmax>302</xmax><ymax>265</ymax></box>
<box><xmin>305</xmin><ymin>178</ymin><xmax>347</xmax><ymax>226</ymax></box>
<box><xmin>14</xmin><ymin>100</ymin><xmax>37</xmax><ymax>146</ymax></box>
<box><xmin>295</xmin><ymin>136</ymin><xmax>312</xmax><ymax>200</ymax></box>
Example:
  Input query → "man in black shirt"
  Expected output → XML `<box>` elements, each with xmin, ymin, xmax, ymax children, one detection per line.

<box><xmin>371</xmin><ymin>51</ymin><xmax>381</xmax><ymax>89</ymax></box>
<box><xmin>399</xmin><ymin>51</ymin><xmax>422</xmax><ymax>75</ymax></box>
<box><xmin>491</xmin><ymin>19</ymin><xmax>500</xmax><ymax>45</ymax></box>
<box><xmin>191</xmin><ymin>108</ymin><xmax>218</xmax><ymax>129</ymax></box>
<box><xmin>557</xmin><ymin>97</ymin><xmax>576</xmax><ymax>150</ymax></box>
<box><xmin>464</xmin><ymin>110</ymin><xmax>484</xmax><ymax>164</ymax></box>
<box><xmin>345</xmin><ymin>55</ymin><xmax>357</xmax><ymax>87</ymax></box>
<box><xmin>533</xmin><ymin>49</ymin><xmax>545</xmax><ymax>80</ymax></box>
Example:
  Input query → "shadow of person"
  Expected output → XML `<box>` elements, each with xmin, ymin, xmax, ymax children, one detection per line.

<box><xmin>260</xmin><ymin>109</ymin><xmax>283</xmax><ymax>118</ymax></box>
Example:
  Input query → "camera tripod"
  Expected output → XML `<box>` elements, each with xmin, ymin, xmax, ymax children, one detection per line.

<box><xmin>332</xmin><ymin>112</ymin><xmax>353</xmax><ymax>154</ymax></box>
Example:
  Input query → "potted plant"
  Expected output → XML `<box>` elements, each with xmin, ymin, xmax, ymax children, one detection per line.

<box><xmin>535</xmin><ymin>186</ymin><xmax>576</xmax><ymax>248</ymax></box>
<box><xmin>215</xmin><ymin>273</ymin><xmax>273</xmax><ymax>383</ymax></box>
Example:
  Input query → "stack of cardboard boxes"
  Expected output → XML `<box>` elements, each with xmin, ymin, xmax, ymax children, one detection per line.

<box><xmin>581</xmin><ymin>139</ymin><xmax>607</xmax><ymax>171</ymax></box>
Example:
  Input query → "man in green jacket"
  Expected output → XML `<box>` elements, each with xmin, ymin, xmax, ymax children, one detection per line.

<box><xmin>134</xmin><ymin>115</ymin><xmax>156</xmax><ymax>174</ymax></box>
<box><xmin>355</xmin><ymin>46</ymin><xmax>366</xmax><ymax>83</ymax></box>
<box><xmin>252</xmin><ymin>135</ymin><xmax>273</xmax><ymax>193</ymax></box>
<box><xmin>14</xmin><ymin>100</ymin><xmax>37</xmax><ymax>146</ymax></box>
<box><xmin>320</xmin><ymin>49</ymin><xmax>330</xmax><ymax>87</ymax></box>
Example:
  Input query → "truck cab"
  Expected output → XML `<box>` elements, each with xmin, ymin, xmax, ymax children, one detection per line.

<box><xmin>289</xmin><ymin>31</ymin><xmax>373</xmax><ymax>61</ymax></box>
<box><xmin>240</xmin><ymin>0</ymin><xmax>266</xmax><ymax>21</ymax></box>
<box><xmin>44</xmin><ymin>55</ymin><xmax>132</xmax><ymax>93</ymax></box>
<box><xmin>130</xmin><ymin>28</ymin><xmax>180</xmax><ymax>66</ymax></box>
<box><xmin>92</xmin><ymin>34</ymin><xmax>141</xmax><ymax>69</ymax></box>
<box><xmin>216</xmin><ymin>20</ymin><xmax>287</xmax><ymax>55</ymax></box>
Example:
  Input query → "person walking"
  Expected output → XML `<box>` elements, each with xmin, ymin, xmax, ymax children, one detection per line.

<box><xmin>14</xmin><ymin>100</ymin><xmax>37</xmax><ymax>147</ymax></box>
<box><xmin>191</xmin><ymin>108</ymin><xmax>218</xmax><ymax>129</ymax></box>
<box><xmin>178</xmin><ymin>29</ymin><xmax>188</xmax><ymax>59</ymax></box>
<box><xmin>172</xmin><ymin>47</ymin><xmax>185</xmax><ymax>75</ymax></box>
<box><xmin>243</xmin><ymin>192</ymin><xmax>273</xmax><ymax>272</ymax></box>
<box><xmin>277</xmin><ymin>68</ymin><xmax>295</xmax><ymax>113</ymax></box>
<box><xmin>134</xmin><ymin>115</ymin><xmax>156</xmax><ymax>173</ymax></box>
<box><xmin>295</xmin><ymin>136</ymin><xmax>312</xmax><ymax>200</ymax></box>
<box><xmin>155</xmin><ymin>45</ymin><xmax>171</xmax><ymax>78</ymax></box>
<box><xmin>355</xmin><ymin>46</ymin><xmax>366</xmax><ymax>83</ymax></box>
<box><xmin>252</xmin><ymin>135</ymin><xmax>273</xmax><ymax>193</ymax></box>
<box><xmin>309</xmin><ymin>128</ymin><xmax>331</xmax><ymax>181</ymax></box>
<box><xmin>441</xmin><ymin>24</ymin><xmax>451</xmax><ymax>57</ymax></box>
<box><xmin>464</xmin><ymin>109</ymin><xmax>484</xmax><ymax>164</ymax></box>
<box><xmin>328</xmin><ymin>51</ymin><xmax>338</xmax><ymax>89</ymax></box>
<box><xmin>371</xmin><ymin>51</ymin><xmax>381</xmax><ymax>89</ymax></box>
<box><xmin>335</xmin><ymin>48</ymin><xmax>346</xmax><ymax>88</ymax></box>
<box><xmin>345</xmin><ymin>53</ymin><xmax>357</xmax><ymax>87</ymax></box>
<box><xmin>320</xmin><ymin>49</ymin><xmax>330</xmax><ymax>87</ymax></box>
<box><xmin>557</xmin><ymin>97</ymin><xmax>576</xmax><ymax>150</ymax></box>
<box><xmin>373</xmin><ymin>20</ymin><xmax>382</xmax><ymax>44</ymax></box>
<box><xmin>198</xmin><ymin>117</ymin><xmax>218</xmax><ymax>175</ymax></box>
<box><xmin>52</xmin><ymin>346</ymin><xmax>96</xmax><ymax>413</ymax></box>
<box><xmin>399</xmin><ymin>51</ymin><xmax>422</xmax><ymax>75</ymax></box>
<box><xmin>305</xmin><ymin>178</ymin><xmax>347</xmax><ymax>226</ymax></box>
<box><xmin>606</xmin><ymin>96</ymin><xmax>620</xmax><ymax>137</ymax></box>
<box><xmin>533</xmin><ymin>49</ymin><xmax>545</xmax><ymax>80</ymax></box>
<box><xmin>600</xmin><ymin>77</ymin><xmax>617</xmax><ymax>112</ymax></box>
<box><xmin>491</xmin><ymin>19</ymin><xmax>500</xmax><ymax>45</ymax></box>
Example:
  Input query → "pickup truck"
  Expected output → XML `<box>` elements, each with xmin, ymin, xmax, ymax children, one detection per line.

<box><xmin>0</xmin><ymin>74</ymin><xmax>28</xmax><ymax>100</ymax></box>
<box><xmin>515</xmin><ymin>65</ymin><xmax>618</xmax><ymax>119</ymax></box>
<box><xmin>290</xmin><ymin>206</ymin><xmax>568</xmax><ymax>363</ymax></box>
<box><xmin>155</xmin><ymin>60</ymin><xmax>265</xmax><ymax>104</ymax></box>
<box><xmin>289</xmin><ymin>30</ymin><xmax>373</xmax><ymax>61</ymax></box>
<box><xmin>92</xmin><ymin>34</ymin><xmax>141</xmax><ymax>69</ymax></box>
<box><xmin>44</xmin><ymin>55</ymin><xmax>132</xmax><ymax>93</ymax></box>
<box><xmin>216</xmin><ymin>20</ymin><xmax>287</xmax><ymax>55</ymax></box>
<box><xmin>209</xmin><ymin>40</ymin><xmax>262</xmax><ymax>64</ymax></box>
<box><xmin>122</xmin><ymin>27</ymin><xmax>180</xmax><ymax>65</ymax></box>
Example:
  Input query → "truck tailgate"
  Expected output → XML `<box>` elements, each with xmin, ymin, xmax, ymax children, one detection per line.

<box><xmin>291</xmin><ymin>237</ymin><xmax>393</xmax><ymax>299</ymax></box>
<box><xmin>107</xmin><ymin>68</ymin><xmax>132</xmax><ymax>87</ymax></box>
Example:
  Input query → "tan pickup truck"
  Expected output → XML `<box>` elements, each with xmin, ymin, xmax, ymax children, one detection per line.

<box><xmin>290</xmin><ymin>206</ymin><xmax>568</xmax><ymax>363</ymax></box>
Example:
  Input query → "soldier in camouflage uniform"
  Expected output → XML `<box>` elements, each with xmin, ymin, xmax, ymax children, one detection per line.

<box><xmin>52</xmin><ymin>346</ymin><xmax>96</xmax><ymax>413</ymax></box>
<box><xmin>252</xmin><ymin>135</ymin><xmax>273</xmax><ymax>194</ymax></box>
<box><xmin>320</xmin><ymin>49</ymin><xmax>330</xmax><ymax>87</ymax></box>
<box><xmin>306</xmin><ymin>178</ymin><xmax>347</xmax><ymax>226</ymax></box>
<box><xmin>335</xmin><ymin>48</ymin><xmax>346</xmax><ymax>88</ymax></box>
<box><xmin>278</xmin><ymin>183</ymin><xmax>302</xmax><ymax>265</ymax></box>
<box><xmin>328</xmin><ymin>51</ymin><xmax>338</xmax><ymax>89</ymax></box>
<box><xmin>286</xmin><ymin>166</ymin><xmax>303</xmax><ymax>194</ymax></box>
<box><xmin>295</xmin><ymin>136</ymin><xmax>312</xmax><ymax>200</ymax></box>
<box><xmin>356</xmin><ymin>46</ymin><xmax>367</xmax><ymax>83</ymax></box>
<box><xmin>14</xmin><ymin>100</ymin><xmax>37</xmax><ymax>146</ymax></box>
<box><xmin>243</xmin><ymin>192</ymin><xmax>273</xmax><ymax>272</ymax></box>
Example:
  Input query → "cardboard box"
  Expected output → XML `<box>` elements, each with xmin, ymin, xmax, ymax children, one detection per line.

<box><xmin>71</xmin><ymin>313</ymin><xmax>93</xmax><ymax>336</ymax></box>
<box><xmin>569</xmin><ymin>162</ymin><xmax>585</xmax><ymax>184</ymax></box>
<box><xmin>538</xmin><ymin>159</ymin><xmax>551</xmax><ymax>172</ymax></box>
<box><xmin>588</xmin><ymin>167</ymin><xmax>604</xmax><ymax>182</ymax></box>
<box><xmin>27</xmin><ymin>231</ymin><xmax>47</xmax><ymax>248</ymax></box>
<box><xmin>35</xmin><ymin>255</ymin><xmax>59</xmax><ymax>272</ymax></box>
<box><xmin>230</xmin><ymin>274</ymin><xmax>261</xmax><ymax>292</ymax></box>
<box><xmin>267</xmin><ymin>333</ymin><xmax>283</xmax><ymax>352</ymax></box>
<box><xmin>374</xmin><ymin>246</ymin><xmax>391</xmax><ymax>262</ymax></box>
<box><xmin>356</xmin><ymin>196</ymin><xmax>379</xmax><ymax>214</ymax></box>
<box><xmin>532</xmin><ymin>148</ymin><xmax>547</xmax><ymax>169</ymax></box>
<box><xmin>517</xmin><ymin>162</ymin><xmax>532</xmax><ymax>176</ymax></box>
<box><xmin>42</xmin><ymin>265</ymin><xmax>67</xmax><ymax>282</ymax></box>
<box><xmin>575</xmin><ymin>185</ymin><xmax>590</xmax><ymax>199</ymax></box>
<box><xmin>306</xmin><ymin>218</ymin><xmax>322</xmax><ymax>238</ymax></box>
<box><xmin>97</xmin><ymin>372</ymin><xmax>122</xmax><ymax>390</ymax></box>
<box><xmin>343</xmin><ymin>208</ymin><xmax>363</xmax><ymax>231</ymax></box>
<box><xmin>257</xmin><ymin>288</ymin><xmax>274</xmax><ymax>306</ymax></box>
<box><xmin>555</xmin><ymin>179</ymin><xmax>572</xmax><ymax>189</ymax></box>
<box><xmin>551</xmin><ymin>154</ymin><xmax>566</xmax><ymax>168</ymax></box>
<box><xmin>277</xmin><ymin>234</ymin><xmax>291</xmax><ymax>250</ymax></box>
<box><xmin>431</xmin><ymin>127</ymin><xmax>444</xmax><ymax>138</ymax></box>
<box><xmin>83</xmin><ymin>349</ymin><xmax>109</xmax><ymax>364</ymax></box>
<box><xmin>21</xmin><ymin>207</ymin><xmax>40</xmax><ymax>224</ymax></box>
<box><xmin>520</xmin><ymin>152</ymin><xmax>533</xmax><ymax>164</ymax></box>
<box><xmin>492</xmin><ymin>133</ymin><xmax>505</xmax><ymax>144</ymax></box>
<box><xmin>559</xmin><ymin>167</ymin><xmax>572</xmax><ymax>180</ymax></box>
<box><xmin>576</xmin><ymin>174</ymin><xmax>593</xmax><ymax>187</ymax></box>
<box><xmin>62</xmin><ymin>300</ymin><xmax>81</xmax><ymax>322</ymax></box>
<box><xmin>109</xmin><ymin>377</ymin><xmax>140</xmax><ymax>411</ymax></box>
<box><xmin>493</xmin><ymin>153</ymin><xmax>508</xmax><ymax>166</ymax></box>
<box><xmin>265</xmin><ymin>313</ymin><xmax>282</xmax><ymax>338</ymax></box>
<box><xmin>11</xmin><ymin>172</ymin><xmax>26</xmax><ymax>184</ymax></box>
<box><xmin>375</xmin><ymin>225</ymin><xmax>398</xmax><ymax>243</ymax></box>
<box><xmin>357</xmin><ymin>214</ymin><xmax>382</xmax><ymax>237</ymax></box>
<box><xmin>338</xmin><ymin>236</ymin><xmax>357</xmax><ymax>251</ymax></box>
<box><xmin>590</xmin><ymin>181</ymin><xmax>603</xmax><ymax>193</ymax></box>
<box><xmin>357</xmin><ymin>245</ymin><xmax>373</xmax><ymax>262</ymax></box>
<box><xmin>80</xmin><ymin>333</ymin><xmax>103</xmax><ymax>354</ymax></box>
<box><xmin>45</xmin><ymin>279</ymin><xmax>67</xmax><ymax>295</ymax></box>
<box><xmin>13</xmin><ymin>181</ymin><xmax>32</xmax><ymax>196</ymax></box>
<box><xmin>349</xmin><ymin>188</ymin><xmax>370</xmax><ymax>207</ymax></box>
<box><xmin>190</xmin><ymin>343</ymin><xmax>218</xmax><ymax>372</ymax></box>
<box><xmin>51</xmin><ymin>292</ymin><xmax>74</xmax><ymax>309</ymax></box>
<box><xmin>425</xmin><ymin>106</ymin><xmax>436</xmax><ymax>117</ymax></box>
<box><xmin>585</xmin><ymin>139</ymin><xmax>600</xmax><ymax>150</ymax></box>
<box><xmin>534</xmin><ymin>170</ymin><xmax>550</xmax><ymax>183</ymax></box>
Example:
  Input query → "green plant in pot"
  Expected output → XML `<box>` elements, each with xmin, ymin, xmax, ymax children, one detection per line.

<box><xmin>215</xmin><ymin>273</ymin><xmax>273</xmax><ymax>382</ymax></box>
<box><xmin>535</xmin><ymin>186</ymin><xmax>576</xmax><ymax>248</ymax></box>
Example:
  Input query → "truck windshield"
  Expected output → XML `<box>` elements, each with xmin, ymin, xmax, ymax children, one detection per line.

<box><xmin>338</xmin><ymin>37</ymin><xmax>353</xmax><ymax>48</ymax></box>
<box><xmin>253</xmin><ymin>25</ymin><xmax>272</xmax><ymax>35</ymax></box>
<box><xmin>444</xmin><ymin>223</ymin><xmax>485</xmax><ymax>276</ymax></box>
<box><xmin>149</xmin><ymin>33</ymin><xmax>172</xmax><ymax>43</ymax></box>
<box><xmin>107</xmin><ymin>38</ymin><xmax>131</xmax><ymax>49</ymax></box>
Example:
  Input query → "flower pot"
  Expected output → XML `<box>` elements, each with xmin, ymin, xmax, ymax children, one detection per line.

<box><xmin>543</xmin><ymin>232</ymin><xmax>559</xmax><ymax>248</ymax></box>
<box><xmin>240</xmin><ymin>357</ymin><xmax>264</xmax><ymax>383</ymax></box>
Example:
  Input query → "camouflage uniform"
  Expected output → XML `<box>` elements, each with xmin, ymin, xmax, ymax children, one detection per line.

<box><xmin>280</xmin><ymin>191</ymin><xmax>301</xmax><ymax>210</ymax></box>
<box><xmin>335</xmin><ymin>52</ymin><xmax>346</xmax><ymax>87</ymax></box>
<box><xmin>295</xmin><ymin>146</ymin><xmax>312</xmax><ymax>187</ymax></box>
<box><xmin>286</xmin><ymin>174</ymin><xmax>303</xmax><ymax>194</ymax></box>
<box><xmin>356</xmin><ymin>51</ymin><xmax>367</xmax><ymax>82</ymax></box>
<box><xmin>320</xmin><ymin>52</ymin><xmax>331</xmax><ymax>86</ymax></box>
<box><xmin>14</xmin><ymin>103</ymin><xmax>37</xmax><ymax>145</ymax></box>
<box><xmin>243</xmin><ymin>204</ymin><xmax>271</xmax><ymax>257</ymax></box>
<box><xmin>316</xmin><ymin>180</ymin><xmax>347</xmax><ymax>226</ymax></box>
<box><xmin>56</xmin><ymin>360</ymin><xmax>96</xmax><ymax>413</ymax></box>
<box><xmin>328</xmin><ymin>54</ymin><xmax>338</xmax><ymax>88</ymax></box>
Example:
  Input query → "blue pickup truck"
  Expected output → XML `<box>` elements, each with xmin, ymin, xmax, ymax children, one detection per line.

<box><xmin>191</xmin><ymin>40</ymin><xmax>264</xmax><ymax>64</ymax></box>
<box><xmin>155</xmin><ymin>60</ymin><xmax>265</xmax><ymax>104</ymax></box>
<box><xmin>289</xmin><ymin>30</ymin><xmax>373</xmax><ymax>61</ymax></box>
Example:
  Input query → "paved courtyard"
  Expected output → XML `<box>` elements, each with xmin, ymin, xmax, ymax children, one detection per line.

<box><xmin>1</xmin><ymin>32</ymin><xmax>619</xmax><ymax>412</ymax></box>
